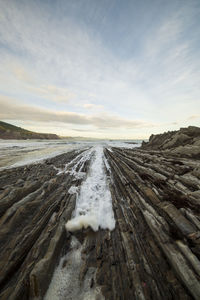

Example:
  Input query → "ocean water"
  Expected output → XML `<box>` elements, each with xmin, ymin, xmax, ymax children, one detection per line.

<box><xmin>0</xmin><ymin>139</ymin><xmax>141</xmax><ymax>170</ymax></box>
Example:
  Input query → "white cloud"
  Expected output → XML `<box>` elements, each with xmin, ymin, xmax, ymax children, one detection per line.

<box><xmin>27</xmin><ymin>85</ymin><xmax>75</xmax><ymax>103</ymax></box>
<box><xmin>83</xmin><ymin>103</ymin><xmax>104</xmax><ymax>110</ymax></box>
<box><xmin>0</xmin><ymin>0</ymin><xmax>199</xmax><ymax>138</ymax></box>
<box><xmin>0</xmin><ymin>95</ymin><xmax>156</xmax><ymax>129</ymax></box>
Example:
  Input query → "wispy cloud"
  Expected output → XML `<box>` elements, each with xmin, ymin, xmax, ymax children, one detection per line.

<box><xmin>27</xmin><ymin>85</ymin><xmax>75</xmax><ymax>103</ymax></box>
<box><xmin>0</xmin><ymin>95</ymin><xmax>156</xmax><ymax>129</ymax></box>
<box><xmin>0</xmin><ymin>0</ymin><xmax>199</xmax><ymax>137</ymax></box>
<box><xmin>83</xmin><ymin>103</ymin><xmax>104</xmax><ymax>110</ymax></box>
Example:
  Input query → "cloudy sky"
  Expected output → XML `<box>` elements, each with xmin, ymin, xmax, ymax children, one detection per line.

<box><xmin>0</xmin><ymin>0</ymin><xmax>200</xmax><ymax>139</ymax></box>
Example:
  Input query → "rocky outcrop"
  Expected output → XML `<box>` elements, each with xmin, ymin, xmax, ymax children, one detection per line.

<box><xmin>141</xmin><ymin>126</ymin><xmax>200</xmax><ymax>159</ymax></box>
<box><xmin>0</xmin><ymin>146</ymin><xmax>200</xmax><ymax>299</ymax></box>
<box><xmin>0</xmin><ymin>121</ymin><xmax>60</xmax><ymax>139</ymax></box>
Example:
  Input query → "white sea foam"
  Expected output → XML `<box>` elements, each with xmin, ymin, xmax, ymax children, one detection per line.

<box><xmin>68</xmin><ymin>185</ymin><xmax>79</xmax><ymax>195</ymax></box>
<box><xmin>44</xmin><ymin>236</ymin><xmax>104</xmax><ymax>300</ymax></box>
<box><xmin>65</xmin><ymin>215</ymin><xmax>98</xmax><ymax>232</ymax></box>
<box><xmin>65</xmin><ymin>146</ymin><xmax>115</xmax><ymax>232</ymax></box>
<box><xmin>57</xmin><ymin>147</ymin><xmax>92</xmax><ymax>177</ymax></box>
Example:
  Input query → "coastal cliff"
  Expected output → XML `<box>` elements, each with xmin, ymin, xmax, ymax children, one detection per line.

<box><xmin>0</xmin><ymin>121</ymin><xmax>60</xmax><ymax>140</ymax></box>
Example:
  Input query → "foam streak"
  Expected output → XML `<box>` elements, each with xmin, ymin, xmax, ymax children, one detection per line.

<box><xmin>66</xmin><ymin>146</ymin><xmax>115</xmax><ymax>232</ymax></box>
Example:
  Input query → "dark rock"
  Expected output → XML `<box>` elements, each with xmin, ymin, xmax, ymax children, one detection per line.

<box><xmin>0</xmin><ymin>145</ymin><xmax>200</xmax><ymax>299</ymax></box>
<box><xmin>141</xmin><ymin>126</ymin><xmax>200</xmax><ymax>159</ymax></box>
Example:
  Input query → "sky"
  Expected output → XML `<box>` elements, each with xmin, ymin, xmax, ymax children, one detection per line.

<box><xmin>0</xmin><ymin>0</ymin><xmax>200</xmax><ymax>139</ymax></box>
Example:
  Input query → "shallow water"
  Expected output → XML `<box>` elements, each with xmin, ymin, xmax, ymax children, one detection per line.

<box><xmin>0</xmin><ymin>139</ymin><xmax>141</xmax><ymax>170</ymax></box>
<box><xmin>44</xmin><ymin>236</ymin><xmax>105</xmax><ymax>300</ymax></box>
<box><xmin>0</xmin><ymin>140</ymin><xmax>87</xmax><ymax>170</ymax></box>
<box><xmin>66</xmin><ymin>146</ymin><xmax>115</xmax><ymax>232</ymax></box>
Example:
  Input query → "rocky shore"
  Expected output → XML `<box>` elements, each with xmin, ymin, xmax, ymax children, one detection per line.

<box><xmin>0</xmin><ymin>128</ymin><xmax>200</xmax><ymax>299</ymax></box>
<box><xmin>141</xmin><ymin>126</ymin><xmax>200</xmax><ymax>159</ymax></box>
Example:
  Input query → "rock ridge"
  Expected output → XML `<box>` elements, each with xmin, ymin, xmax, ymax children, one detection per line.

<box><xmin>141</xmin><ymin>126</ymin><xmax>200</xmax><ymax>159</ymax></box>
<box><xmin>0</xmin><ymin>145</ymin><xmax>200</xmax><ymax>299</ymax></box>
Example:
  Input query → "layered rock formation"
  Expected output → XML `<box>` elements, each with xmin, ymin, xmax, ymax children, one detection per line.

<box><xmin>0</xmin><ymin>144</ymin><xmax>200</xmax><ymax>299</ymax></box>
<box><xmin>141</xmin><ymin>126</ymin><xmax>200</xmax><ymax>159</ymax></box>
<box><xmin>0</xmin><ymin>121</ymin><xmax>60</xmax><ymax>140</ymax></box>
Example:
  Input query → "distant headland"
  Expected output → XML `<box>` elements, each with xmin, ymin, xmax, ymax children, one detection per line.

<box><xmin>0</xmin><ymin>121</ymin><xmax>60</xmax><ymax>140</ymax></box>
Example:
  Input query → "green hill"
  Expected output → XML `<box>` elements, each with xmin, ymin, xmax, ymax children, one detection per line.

<box><xmin>0</xmin><ymin>121</ymin><xmax>60</xmax><ymax>140</ymax></box>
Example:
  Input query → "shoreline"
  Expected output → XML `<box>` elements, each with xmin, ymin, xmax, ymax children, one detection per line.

<box><xmin>0</xmin><ymin>144</ymin><xmax>200</xmax><ymax>299</ymax></box>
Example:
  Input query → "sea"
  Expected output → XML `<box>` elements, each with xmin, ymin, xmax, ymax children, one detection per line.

<box><xmin>0</xmin><ymin>139</ymin><xmax>142</xmax><ymax>170</ymax></box>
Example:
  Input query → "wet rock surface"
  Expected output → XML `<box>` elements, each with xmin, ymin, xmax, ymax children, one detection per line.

<box><xmin>141</xmin><ymin>126</ymin><xmax>200</xmax><ymax>159</ymax></box>
<box><xmin>0</xmin><ymin>145</ymin><xmax>200</xmax><ymax>299</ymax></box>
